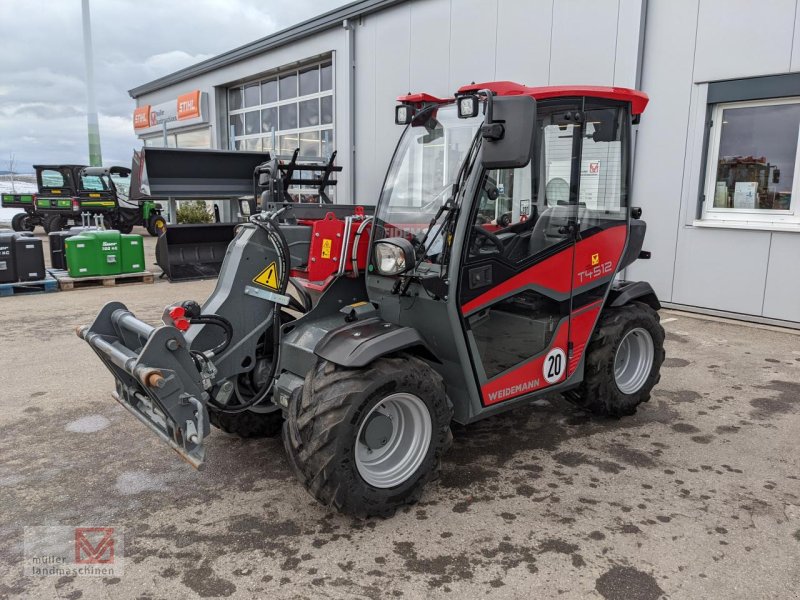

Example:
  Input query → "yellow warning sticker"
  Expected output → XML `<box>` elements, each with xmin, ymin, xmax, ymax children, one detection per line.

<box><xmin>253</xmin><ymin>262</ymin><xmax>279</xmax><ymax>289</ymax></box>
<box><xmin>591</xmin><ymin>252</ymin><xmax>600</xmax><ymax>266</ymax></box>
<box><xmin>321</xmin><ymin>238</ymin><xmax>332</xmax><ymax>259</ymax></box>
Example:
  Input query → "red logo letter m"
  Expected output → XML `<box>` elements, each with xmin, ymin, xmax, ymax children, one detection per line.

<box><xmin>75</xmin><ymin>527</ymin><xmax>115</xmax><ymax>564</ymax></box>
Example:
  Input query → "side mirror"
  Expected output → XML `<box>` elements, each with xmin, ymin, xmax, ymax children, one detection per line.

<box><xmin>481</xmin><ymin>95</ymin><xmax>536</xmax><ymax>170</ymax></box>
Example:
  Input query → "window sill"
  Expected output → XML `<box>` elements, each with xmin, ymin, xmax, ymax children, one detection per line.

<box><xmin>692</xmin><ymin>219</ymin><xmax>800</xmax><ymax>233</ymax></box>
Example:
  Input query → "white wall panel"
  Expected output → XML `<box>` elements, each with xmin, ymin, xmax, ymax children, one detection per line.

<box><xmin>672</xmin><ymin>227</ymin><xmax>772</xmax><ymax>315</ymax></box>
<box><xmin>549</xmin><ymin>0</ymin><xmax>618</xmax><ymax>85</ymax></box>
<box><xmin>448</xmin><ymin>0</ymin><xmax>498</xmax><ymax>90</ymax></box>
<box><xmin>762</xmin><ymin>232</ymin><xmax>800</xmax><ymax>322</ymax></box>
<box><xmin>626</xmin><ymin>0</ymin><xmax>700</xmax><ymax>301</ymax></box>
<box><xmin>366</xmin><ymin>5</ymin><xmax>412</xmax><ymax>203</ymax></box>
<box><xmin>409</xmin><ymin>0</ymin><xmax>451</xmax><ymax>96</ymax></box>
<box><xmin>354</xmin><ymin>19</ymin><xmax>377</xmax><ymax>204</ymax></box>
<box><xmin>494</xmin><ymin>0</ymin><xmax>553</xmax><ymax>85</ymax></box>
<box><xmin>694</xmin><ymin>0</ymin><xmax>796</xmax><ymax>82</ymax></box>
<box><xmin>613</xmin><ymin>0</ymin><xmax>644</xmax><ymax>87</ymax></box>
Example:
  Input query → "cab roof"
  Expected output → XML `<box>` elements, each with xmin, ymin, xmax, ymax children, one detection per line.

<box><xmin>398</xmin><ymin>81</ymin><xmax>649</xmax><ymax>115</ymax></box>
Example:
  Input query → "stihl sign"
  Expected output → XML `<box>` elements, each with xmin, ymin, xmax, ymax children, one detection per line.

<box><xmin>133</xmin><ymin>90</ymin><xmax>207</xmax><ymax>133</ymax></box>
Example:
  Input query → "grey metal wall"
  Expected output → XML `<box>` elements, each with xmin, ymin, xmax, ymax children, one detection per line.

<box><xmin>352</xmin><ymin>0</ymin><xmax>646</xmax><ymax>204</ymax></box>
<box><xmin>627</xmin><ymin>0</ymin><xmax>800</xmax><ymax>324</ymax></box>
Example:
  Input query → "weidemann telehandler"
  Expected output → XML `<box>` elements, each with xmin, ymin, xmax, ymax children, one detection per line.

<box><xmin>79</xmin><ymin>82</ymin><xmax>665</xmax><ymax>517</ymax></box>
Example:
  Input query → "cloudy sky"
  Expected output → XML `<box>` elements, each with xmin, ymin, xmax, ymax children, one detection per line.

<box><xmin>0</xmin><ymin>0</ymin><xmax>350</xmax><ymax>172</ymax></box>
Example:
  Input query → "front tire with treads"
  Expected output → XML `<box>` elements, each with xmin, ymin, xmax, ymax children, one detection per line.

<box><xmin>283</xmin><ymin>355</ymin><xmax>453</xmax><ymax>518</ymax></box>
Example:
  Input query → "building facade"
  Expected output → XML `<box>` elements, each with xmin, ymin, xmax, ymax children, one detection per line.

<box><xmin>129</xmin><ymin>0</ymin><xmax>800</xmax><ymax>327</ymax></box>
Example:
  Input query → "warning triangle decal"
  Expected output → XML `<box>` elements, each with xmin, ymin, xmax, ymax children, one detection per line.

<box><xmin>253</xmin><ymin>262</ymin><xmax>279</xmax><ymax>289</ymax></box>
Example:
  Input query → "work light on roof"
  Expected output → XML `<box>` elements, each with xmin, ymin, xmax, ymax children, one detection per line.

<box><xmin>395</xmin><ymin>104</ymin><xmax>414</xmax><ymax>125</ymax></box>
<box><xmin>457</xmin><ymin>94</ymin><xmax>479</xmax><ymax>119</ymax></box>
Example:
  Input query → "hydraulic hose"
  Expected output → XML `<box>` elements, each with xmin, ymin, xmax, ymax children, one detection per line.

<box><xmin>189</xmin><ymin>314</ymin><xmax>233</xmax><ymax>356</ymax></box>
<box><xmin>207</xmin><ymin>213</ymin><xmax>290</xmax><ymax>414</ymax></box>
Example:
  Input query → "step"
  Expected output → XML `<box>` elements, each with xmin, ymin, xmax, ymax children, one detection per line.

<box><xmin>0</xmin><ymin>274</ymin><xmax>59</xmax><ymax>297</ymax></box>
<box><xmin>48</xmin><ymin>269</ymin><xmax>155</xmax><ymax>291</ymax></box>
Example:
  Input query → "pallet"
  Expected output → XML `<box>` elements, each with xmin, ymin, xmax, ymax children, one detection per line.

<box><xmin>0</xmin><ymin>274</ymin><xmax>59</xmax><ymax>297</ymax></box>
<box><xmin>49</xmin><ymin>269</ymin><xmax>154</xmax><ymax>291</ymax></box>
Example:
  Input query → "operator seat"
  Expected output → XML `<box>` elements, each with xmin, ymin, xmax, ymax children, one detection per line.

<box><xmin>528</xmin><ymin>204</ymin><xmax>576</xmax><ymax>255</ymax></box>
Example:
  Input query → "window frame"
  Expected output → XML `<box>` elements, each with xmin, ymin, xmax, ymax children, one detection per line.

<box><xmin>227</xmin><ymin>57</ymin><xmax>334</xmax><ymax>158</ymax></box>
<box><xmin>701</xmin><ymin>96</ymin><xmax>800</xmax><ymax>227</ymax></box>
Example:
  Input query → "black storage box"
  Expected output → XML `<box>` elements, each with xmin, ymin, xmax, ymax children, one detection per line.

<box><xmin>0</xmin><ymin>232</ymin><xmax>17</xmax><ymax>283</ymax></box>
<box><xmin>14</xmin><ymin>234</ymin><xmax>46</xmax><ymax>281</ymax></box>
<box><xmin>49</xmin><ymin>231</ymin><xmax>80</xmax><ymax>271</ymax></box>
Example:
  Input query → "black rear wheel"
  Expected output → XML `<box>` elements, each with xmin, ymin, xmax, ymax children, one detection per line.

<box><xmin>567</xmin><ymin>301</ymin><xmax>665</xmax><ymax>417</ymax></box>
<box><xmin>283</xmin><ymin>354</ymin><xmax>453</xmax><ymax>518</ymax></box>
<box><xmin>11</xmin><ymin>213</ymin><xmax>34</xmax><ymax>232</ymax></box>
<box><xmin>43</xmin><ymin>214</ymin><xmax>65</xmax><ymax>233</ymax></box>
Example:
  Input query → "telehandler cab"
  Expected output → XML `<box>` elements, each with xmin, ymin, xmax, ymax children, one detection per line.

<box><xmin>79</xmin><ymin>82</ymin><xmax>665</xmax><ymax>517</ymax></box>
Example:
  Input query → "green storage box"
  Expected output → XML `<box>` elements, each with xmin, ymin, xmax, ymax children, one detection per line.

<box><xmin>120</xmin><ymin>233</ymin><xmax>145</xmax><ymax>273</ymax></box>
<box><xmin>65</xmin><ymin>231</ymin><xmax>121</xmax><ymax>277</ymax></box>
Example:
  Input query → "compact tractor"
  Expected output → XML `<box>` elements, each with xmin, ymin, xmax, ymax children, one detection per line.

<box><xmin>79</xmin><ymin>82</ymin><xmax>665</xmax><ymax>517</ymax></box>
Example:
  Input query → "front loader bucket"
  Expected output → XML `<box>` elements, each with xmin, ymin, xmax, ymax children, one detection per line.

<box><xmin>77</xmin><ymin>301</ymin><xmax>209</xmax><ymax>468</ymax></box>
<box><xmin>155</xmin><ymin>223</ymin><xmax>236</xmax><ymax>281</ymax></box>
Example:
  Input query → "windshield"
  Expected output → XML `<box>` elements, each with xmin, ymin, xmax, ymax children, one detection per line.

<box><xmin>374</xmin><ymin>105</ymin><xmax>481</xmax><ymax>252</ymax></box>
<box><xmin>80</xmin><ymin>174</ymin><xmax>109</xmax><ymax>192</ymax></box>
<box><xmin>110</xmin><ymin>174</ymin><xmax>130</xmax><ymax>201</ymax></box>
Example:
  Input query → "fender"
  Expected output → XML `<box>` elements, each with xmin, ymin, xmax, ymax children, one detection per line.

<box><xmin>607</xmin><ymin>280</ymin><xmax>661</xmax><ymax>311</ymax></box>
<box><xmin>314</xmin><ymin>317</ymin><xmax>434</xmax><ymax>368</ymax></box>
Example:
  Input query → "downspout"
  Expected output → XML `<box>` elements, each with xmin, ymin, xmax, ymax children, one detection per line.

<box><xmin>343</xmin><ymin>19</ymin><xmax>356</xmax><ymax>204</ymax></box>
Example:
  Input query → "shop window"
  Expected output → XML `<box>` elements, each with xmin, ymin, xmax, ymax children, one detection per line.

<box><xmin>227</xmin><ymin>58</ymin><xmax>334</xmax><ymax>160</ymax></box>
<box><xmin>320</xmin><ymin>62</ymin><xmax>333</xmax><ymax>91</ymax></box>
<box><xmin>261</xmin><ymin>107</ymin><xmax>278</xmax><ymax>133</ymax></box>
<box><xmin>299</xmin><ymin>66</ymin><xmax>319</xmax><ymax>96</ymax></box>
<box><xmin>299</xmin><ymin>99</ymin><xmax>319</xmax><ymax>128</ymax></box>
<box><xmin>702</xmin><ymin>98</ymin><xmax>800</xmax><ymax>227</ymax></box>
<box><xmin>244</xmin><ymin>83</ymin><xmax>260</xmax><ymax>108</ymax></box>
<box><xmin>176</xmin><ymin>129</ymin><xmax>211</xmax><ymax>149</ymax></box>
<box><xmin>279</xmin><ymin>73</ymin><xmax>297</xmax><ymax>100</ymax></box>
<box><xmin>321</xmin><ymin>96</ymin><xmax>333</xmax><ymax>125</ymax></box>
<box><xmin>228</xmin><ymin>88</ymin><xmax>243</xmax><ymax>111</ymax></box>
<box><xmin>245</xmin><ymin>111</ymin><xmax>260</xmax><ymax>135</ymax></box>
<box><xmin>229</xmin><ymin>114</ymin><xmax>244</xmax><ymax>137</ymax></box>
<box><xmin>279</xmin><ymin>104</ymin><xmax>297</xmax><ymax>130</ymax></box>
<box><xmin>299</xmin><ymin>131</ymin><xmax>320</xmax><ymax>157</ymax></box>
<box><xmin>261</xmin><ymin>79</ymin><xmax>278</xmax><ymax>104</ymax></box>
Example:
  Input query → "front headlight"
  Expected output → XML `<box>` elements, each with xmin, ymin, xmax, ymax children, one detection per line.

<box><xmin>373</xmin><ymin>238</ymin><xmax>415</xmax><ymax>276</ymax></box>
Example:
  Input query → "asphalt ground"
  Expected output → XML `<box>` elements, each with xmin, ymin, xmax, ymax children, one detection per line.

<box><xmin>0</xmin><ymin>233</ymin><xmax>799</xmax><ymax>599</ymax></box>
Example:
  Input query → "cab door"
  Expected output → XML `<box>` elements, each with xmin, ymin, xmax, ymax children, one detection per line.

<box><xmin>457</xmin><ymin>101</ymin><xmax>582</xmax><ymax>406</ymax></box>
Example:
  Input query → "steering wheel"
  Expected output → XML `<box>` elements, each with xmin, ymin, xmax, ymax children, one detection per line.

<box><xmin>471</xmin><ymin>225</ymin><xmax>505</xmax><ymax>255</ymax></box>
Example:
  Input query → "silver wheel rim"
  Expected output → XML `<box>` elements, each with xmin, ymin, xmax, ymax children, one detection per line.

<box><xmin>355</xmin><ymin>393</ymin><xmax>432</xmax><ymax>489</ymax></box>
<box><xmin>614</xmin><ymin>327</ymin><xmax>654</xmax><ymax>394</ymax></box>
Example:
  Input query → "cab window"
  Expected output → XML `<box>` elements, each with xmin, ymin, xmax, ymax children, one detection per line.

<box><xmin>80</xmin><ymin>175</ymin><xmax>109</xmax><ymax>192</ymax></box>
<box><xmin>40</xmin><ymin>169</ymin><xmax>66</xmax><ymax>188</ymax></box>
